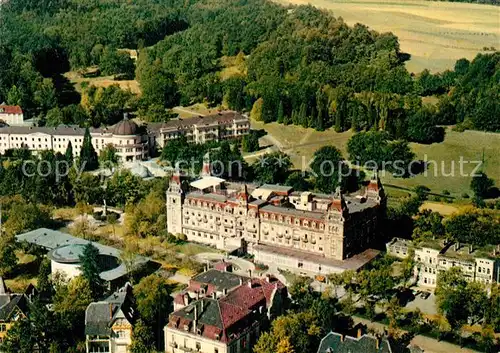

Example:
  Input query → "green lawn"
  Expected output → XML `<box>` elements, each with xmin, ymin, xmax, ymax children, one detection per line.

<box><xmin>252</xmin><ymin>119</ymin><xmax>500</xmax><ymax>199</ymax></box>
<box><xmin>381</xmin><ymin>129</ymin><xmax>500</xmax><ymax>197</ymax></box>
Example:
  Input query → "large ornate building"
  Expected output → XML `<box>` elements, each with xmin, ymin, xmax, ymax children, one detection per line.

<box><xmin>166</xmin><ymin>162</ymin><xmax>385</xmax><ymax>276</ymax></box>
<box><xmin>0</xmin><ymin>111</ymin><xmax>249</xmax><ymax>162</ymax></box>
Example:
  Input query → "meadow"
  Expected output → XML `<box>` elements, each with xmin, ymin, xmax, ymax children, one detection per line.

<box><xmin>276</xmin><ymin>0</ymin><xmax>500</xmax><ymax>73</ymax></box>
<box><xmin>251</xmin><ymin>119</ymin><xmax>500</xmax><ymax>198</ymax></box>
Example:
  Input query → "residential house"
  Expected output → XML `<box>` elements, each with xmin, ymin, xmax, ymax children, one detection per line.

<box><xmin>0</xmin><ymin>105</ymin><xmax>28</xmax><ymax>126</ymax></box>
<box><xmin>85</xmin><ymin>284</ymin><xmax>136</xmax><ymax>353</ymax></box>
<box><xmin>0</xmin><ymin>278</ymin><xmax>35</xmax><ymax>343</ymax></box>
<box><xmin>387</xmin><ymin>237</ymin><xmax>500</xmax><ymax>289</ymax></box>
<box><xmin>165</xmin><ymin>271</ymin><xmax>287</xmax><ymax>353</ymax></box>
<box><xmin>317</xmin><ymin>330</ymin><xmax>392</xmax><ymax>353</ymax></box>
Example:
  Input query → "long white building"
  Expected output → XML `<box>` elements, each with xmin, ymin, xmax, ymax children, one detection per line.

<box><xmin>0</xmin><ymin>118</ymin><xmax>149</xmax><ymax>162</ymax></box>
<box><xmin>0</xmin><ymin>111</ymin><xmax>249</xmax><ymax>162</ymax></box>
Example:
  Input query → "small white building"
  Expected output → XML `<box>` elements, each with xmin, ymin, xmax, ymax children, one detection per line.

<box><xmin>0</xmin><ymin>105</ymin><xmax>28</xmax><ymax>126</ymax></box>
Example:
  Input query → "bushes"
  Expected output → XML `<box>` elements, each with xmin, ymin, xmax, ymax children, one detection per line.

<box><xmin>92</xmin><ymin>210</ymin><xmax>119</xmax><ymax>222</ymax></box>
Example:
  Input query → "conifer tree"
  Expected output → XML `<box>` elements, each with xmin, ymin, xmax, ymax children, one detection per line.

<box><xmin>79</xmin><ymin>243</ymin><xmax>105</xmax><ymax>299</ymax></box>
<box><xmin>277</xmin><ymin>100</ymin><xmax>284</xmax><ymax>124</ymax></box>
<box><xmin>298</xmin><ymin>103</ymin><xmax>307</xmax><ymax>127</ymax></box>
<box><xmin>316</xmin><ymin>107</ymin><xmax>324</xmax><ymax>131</ymax></box>
<box><xmin>64</xmin><ymin>141</ymin><xmax>73</xmax><ymax>165</ymax></box>
<box><xmin>79</xmin><ymin>127</ymin><xmax>98</xmax><ymax>171</ymax></box>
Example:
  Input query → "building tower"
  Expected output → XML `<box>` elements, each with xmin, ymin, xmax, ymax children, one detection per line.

<box><xmin>365</xmin><ymin>170</ymin><xmax>386</xmax><ymax>207</ymax></box>
<box><xmin>166</xmin><ymin>169</ymin><xmax>184</xmax><ymax>235</ymax></box>
<box><xmin>325</xmin><ymin>187</ymin><xmax>349</xmax><ymax>260</ymax></box>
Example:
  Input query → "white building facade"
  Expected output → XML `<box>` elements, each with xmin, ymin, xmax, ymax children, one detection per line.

<box><xmin>0</xmin><ymin>105</ymin><xmax>27</xmax><ymax>126</ymax></box>
<box><xmin>387</xmin><ymin>238</ymin><xmax>500</xmax><ymax>289</ymax></box>
<box><xmin>0</xmin><ymin>111</ymin><xmax>249</xmax><ymax>162</ymax></box>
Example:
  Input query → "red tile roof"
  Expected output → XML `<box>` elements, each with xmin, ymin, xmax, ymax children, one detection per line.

<box><xmin>0</xmin><ymin>105</ymin><xmax>23</xmax><ymax>115</ymax></box>
<box><xmin>168</xmin><ymin>272</ymin><xmax>286</xmax><ymax>345</ymax></box>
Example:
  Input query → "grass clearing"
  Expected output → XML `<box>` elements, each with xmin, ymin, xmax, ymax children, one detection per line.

<box><xmin>381</xmin><ymin>129</ymin><xmax>500</xmax><ymax>197</ymax></box>
<box><xmin>419</xmin><ymin>201</ymin><xmax>461</xmax><ymax>216</ymax></box>
<box><xmin>251</xmin><ymin>119</ymin><xmax>353</xmax><ymax>168</ymax></box>
<box><xmin>251</xmin><ymin>119</ymin><xmax>500</xmax><ymax>198</ymax></box>
<box><xmin>275</xmin><ymin>0</ymin><xmax>499</xmax><ymax>73</ymax></box>
<box><xmin>64</xmin><ymin>71</ymin><xmax>141</xmax><ymax>95</ymax></box>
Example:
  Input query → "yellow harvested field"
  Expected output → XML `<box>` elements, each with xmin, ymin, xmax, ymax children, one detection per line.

<box><xmin>420</xmin><ymin>201</ymin><xmax>460</xmax><ymax>215</ymax></box>
<box><xmin>275</xmin><ymin>0</ymin><xmax>500</xmax><ymax>73</ymax></box>
<box><xmin>64</xmin><ymin>71</ymin><xmax>141</xmax><ymax>94</ymax></box>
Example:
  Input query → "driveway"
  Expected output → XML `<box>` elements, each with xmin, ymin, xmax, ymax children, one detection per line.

<box><xmin>193</xmin><ymin>253</ymin><xmax>256</xmax><ymax>277</ymax></box>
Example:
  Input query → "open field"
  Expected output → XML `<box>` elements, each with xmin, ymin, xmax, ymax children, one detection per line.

<box><xmin>251</xmin><ymin>119</ymin><xmax>354</xmax><ymax>168</ymax></box>
<box><xmin>275</xmin><ymin>0</ymin><xmax>500</xmax><ymax>73</ymax></box>
<box><xmin>251</xmin><ymin>119</ymin><xmax>500</xmax><ymax>198</ymax></box>
<box><xmin>383</xmin><ymin>129</ymin><xmax>500</xmax><ymax>197</ymax></box>
<box><xmin>63</xmin><ymin>71</ymin><xmax>141</xmax><ymax>94</ymax></box>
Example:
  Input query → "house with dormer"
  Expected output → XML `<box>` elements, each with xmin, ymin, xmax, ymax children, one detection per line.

<box><xmin>165</xmin><ymin>270</ymin><xmax>287</xmax><ymax>353</ymax></box>
<box><xmin>0</xmin><ymin>277</ymin><xmax>35</xmax><ymax>343</ymax></box>
<box><xmin>85</xmin><ymin>284</ymin><xmax>136</xmax><ymax>353</ymax></box>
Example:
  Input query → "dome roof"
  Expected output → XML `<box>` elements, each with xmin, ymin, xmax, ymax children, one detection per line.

<box><xmin>48</xmin><ymin>244</ymin><xmax>88</xmax><ymax>264</ymax></box>
<box><xmin>113</xmin><ymin>118</ymin><xmax>138</xmax><ymax>136</ymax></box>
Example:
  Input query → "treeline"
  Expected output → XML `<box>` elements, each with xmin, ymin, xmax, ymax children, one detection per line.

<box><xmin>136</xmin><ymin>0</ymin><xmax>499</xmax><ymax>136</ymax></box>
<box><xmin>417</xmin><ymin>54</ymin><xmax>500</xmax><ymax>132</ymax></box>
<box><xmin>0</xmin><ymin>0</ymin><xmax>187</xmax><ymax>118</ymax></box>
<box><xmin>1</xmin><ymin>0</ymin><xmax>498</xmax><ymax>136</ymax></box>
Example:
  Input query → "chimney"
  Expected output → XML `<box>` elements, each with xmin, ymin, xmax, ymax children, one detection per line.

<box><xmin>184</xmin><ymin>294</ymin><xmax>189</xmax><ymax>306</ymax></box>
<box><xmin>109</xmin><ymin>303</ymin><xmax>113</xmax><ymax>320</ymax></box>
<box><xmin>201</xmin><ymin>300</ymin><xmax>204</xmax><ymax>313</ymax></box>
<box><xmin>248</xmin><ymin>269</ymin><xmax>252</xmax><ymax>277</ymax></box>
<box><xmin>375</xmin><ymin>335</ymin><xmax>381</xmax><ymax>350</ymax></box>
<box><xmin>469</xmin><ymin>244</ymin><xmax>473</xmax><ymax>254</ymax></box>
<box><xmin>248</xmin><ymin>281</ymin><xmax>253</xmax><ymax>288</ymax></box>
<box><xmin>193</xmin><ymin>304</ymin><xmax>198</xmax><ymax>333</ymax></box>
<box><xmin>266</xmin><ymin>275</ymin><xmax>271</xmax><ymax>283</ymax></box>
<box><xmin>211</xmin><ymin>292</ymin><xmax>216</xmax><ymax>299</ymax></box>
<box><xmin>357</xmin><ymin>328</ymin><xmax>362</xmax><ymax>339</ymax></box>
<box><xmin>340</xmin><ymin>334</ymin><xmax>344</xmax><ymax>342</ymax></box>
<box><xmin>454</xmin><ymin>242</ymin><xmax>459</xmax><ymax>251</ymax></box>
<box><xmin>239</xmin><ymin>278</ymin><xmax>243</xmax><ymax>286</ymax></box>
<box><xmin>196</xmin><ymin>291</ymin><xmax>200</xmax><ymax>300</ymax></box>
<box><xmin>222</xmin><ymin>288</ymin><xmax>227</xmax><ymax>296</ymax></box>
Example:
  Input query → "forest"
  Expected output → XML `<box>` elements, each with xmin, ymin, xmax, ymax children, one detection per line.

<box><xmin>0</xmin><ymin>0</ymin><xmax>498</xmax><ymax>137</ymax></box>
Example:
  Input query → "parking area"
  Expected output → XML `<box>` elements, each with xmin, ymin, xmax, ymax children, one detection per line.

<box><xmin>405</xmin><ymin>289</ymin><xmax>438</xmax><ymax>316</ymax></box>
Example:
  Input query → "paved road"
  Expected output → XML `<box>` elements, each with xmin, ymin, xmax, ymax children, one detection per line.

<box><xmin>173</xmin><ymin>106</ymin><xmax>206</xmax><ymax>117</ymax></box>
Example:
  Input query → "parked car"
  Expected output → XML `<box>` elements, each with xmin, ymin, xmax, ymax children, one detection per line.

<box><xmin>421</xmin><ymin>292</ymin><xmax>431</xmax><ymax>299</ymax></box>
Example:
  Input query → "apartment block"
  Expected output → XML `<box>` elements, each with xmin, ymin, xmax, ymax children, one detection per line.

<box><xmin>387</xmin><ymin>237</ymin><xmax>500</xmax><ymax>288</ymax></box>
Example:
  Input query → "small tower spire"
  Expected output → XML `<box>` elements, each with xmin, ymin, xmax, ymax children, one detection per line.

<box><xmin>201</xmin><ymin>152</ymin><xmax>211</xmax><ymax>177</ymax></box>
